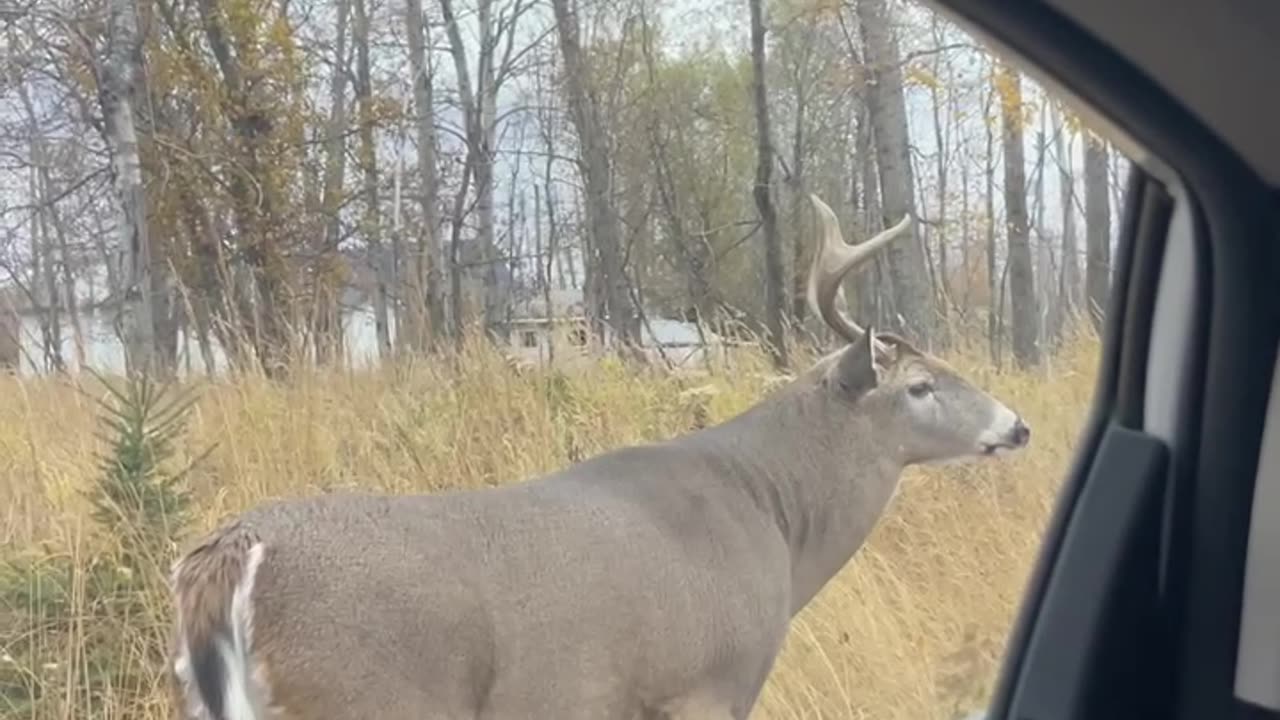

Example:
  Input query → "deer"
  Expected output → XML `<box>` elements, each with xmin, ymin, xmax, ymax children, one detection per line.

<box><xmin>168</xmin><ymin>194</ymin><xmax>1031</xmax><ymax>720</ymax></box>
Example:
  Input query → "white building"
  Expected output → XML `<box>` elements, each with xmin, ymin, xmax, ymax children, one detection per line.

<box><xmin>502</xmin><ymin>287</ymin><xmax>730</xmax><ymax>373</ymax></box>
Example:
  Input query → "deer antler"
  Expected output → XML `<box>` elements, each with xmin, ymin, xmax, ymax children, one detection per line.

<box><xmin>805</xmin><ymin>194</ymin><xmax>912</xmax><ymax>350</ymax></box>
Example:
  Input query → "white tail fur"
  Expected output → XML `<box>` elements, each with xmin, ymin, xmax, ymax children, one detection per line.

<box><xmin>173</xmin><ymin>539</ymin><xmax>267</xmax><ymax>720</ymax></box>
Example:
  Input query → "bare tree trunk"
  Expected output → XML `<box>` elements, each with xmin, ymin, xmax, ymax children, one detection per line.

<box><xmin>649</xmin><ymin>134</ymin><xmax>715</xmax><ymax>325</ymax></box>
<box><xmin>1054</xmin><ymin>103</ymin><xmax>1081</xmax><ymax>333</ymax></box>
<box><xmin>560</xmin><ymin>241</ymin><xmax>575</xmax><ymax>290</ymax></box>
<box><xmin>188</xmin><ymin>283</ymin><xmax>218</xmax><ymax>376</ymax></box>
<box><xmin>911</xmin><ymin>152</ymin><xmax>943</xmax><ymax>328</ymax></box>
<box><xmin>998</xmin><ymin>62</ymin><xmax>1039</xmax><ymax>368</ymax></box>
<box><xmin>313</xmin><ymin>0</ymin><xmax>350</xmax><ymax>365</ymax></box>
<box><xmin>171</xmin><ymin>181</ymin><xmax>221</xmax><ymax>374</ymax></box>
<box><xmin>0</xmin><ymin>302</ymin><xmax>18</xmax><ymax>371</ymax></box>
<box><xmin>498</xmin><ymin>153</ymin><xmax>525</xmax><ymax>341</ymax></box>
<box><xmin>749</xmin><ymin>0</ymin><xmax>788</xmax><ymax>368</ymax></box>
<box><xmin>92</xmin><ymin>211</ymin><xmax>122</xmax><ymax>302</ymax></box>
<box><xmin>354</xmin><ymin>0</ymin><xmax>392</xmax><ymax>357</ymax></box>
<box><xmin>406</xmin><ymin>0</ymin><xmax>446</xmax><ymax>346</ymax></box>
<box><xmin>49</xmin><ymin>195</ymin><xmax>86</xmax><ymax>370</ymax></box>
<box><xmin>942</xmin><ymin>38</ymin><xmax>972</xmax><ymax>316</ymax></box>
<box><xmin>535</xmin><ymin>104</ymin><xmax>569</xmax><ymax>296</ymax></box>
<box><xmin>959</xmin><ymin>123</ymin><xmax>972</xmax><ymax>310</ymax></box>
<box><xmin>475</xmin><ymin>0</ymin><xmax>498</xmax><ymax>334</ymax></box>
<box><xmin>833</xmin><ymin>12</ymin><xmax>883</xmax><ymax>333</ymax></box>
<box><xmin>983</xmin><ymin>69</ymin><xmax>1000</xmax><ymax>366</ymax></box>
<box><xmin>440</xmin><ymin>0</ymin><xmax>482</xmax><ymax>334</ymax></box>
<box><xmin>549</xmin><ymin>0</ymin><xmax>637</xmax><ymax>349</ymax></box>
<box><xmin>18</xmin><ymin>84</ymin><xmax>64</xmax><ymax>373</ymax></box>
<box><xmin>853</xmin><ymin>106</ymin><xmax>883</xmax><ymax>328</ymax></box>
<box><xmin>98</xmin><ymin>0</ymin><xmax>156</xmax><ymax>375</ymax></box>
<box><xmin>1084</xmin><ymin>132</ymin><xmax>1111</xmax><ymax>330</ymax></box>
<box><xmin>577</xmin><ymin>202</ymin><xmax>604</xmax><ymax>339</ymax></box>
<box><xmin>1032</xmin><ymin>116</ymin><xmax>1056</xmax><ymax>349</ymax></box>
<box><xmin>535</xmin><ymin>184</ymin><xmax>555</xmax><ymax>365</ymax></box>
<box><xmin>390</xmin><ymin>110</ymin><xmax>409</xmax><ymax>353</ymax></box>
<box><xmin>927</xmin><ymin>24</ymin><xmax>950</xmax><ymax>346</ymax></box>
<box><xmin>447</xmin><ymin>152</ymin><xmax>475</xmax><ymax>344</ymax></box>
<box><xmin>1109</xmin><ymin>147</ymin><xmax>1127</xmax><ymax>237</ymax></box>
<box><xmin>19</xmin><ymin>79</ymin><xmax>86</xmax><ymax>370</ymax></box>
<box><xmin>440</xmin><ymin>0</ymin><xmax>516</xmax><ymax>338</ymax></box>
<box><xmin>29</xmin><ymin>157</ymin><xmax>63</xmax><ymax>372</ymax></box>
<box><xmin>636</xmin><ymin>12</ymin><xmax>717</xmax><ymax>330</ymax></box>
<box><xmin>478</xmin><ymin>0</ymin><xmax>513</xmax><ymax>337</ymax></box>
<box><xmin>195</xmin><ymin>0</ymin><xmax>293</xmax><ymax>376</ymax></box>
<box><xmin>789</xmin><ymin>77</ymin><xmax>808</xmax><ymax>327</ymax></box>
<box><xmin>856</xmin><ymin>0</ymin><xmax>933</xmax><ymax>346</ymax></box>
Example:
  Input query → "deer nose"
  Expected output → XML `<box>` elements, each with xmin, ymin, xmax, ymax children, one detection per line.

<box><xmin>1009</xmin><ymin>417</ymin><xmax>1031</xmax><ymax>447</ymax></box>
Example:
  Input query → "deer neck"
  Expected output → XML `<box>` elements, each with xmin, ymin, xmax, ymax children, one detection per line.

<box><xmin>686</xmin><ymin>384</ymin><xmax>904</xmax><ymax>616</ymax></box>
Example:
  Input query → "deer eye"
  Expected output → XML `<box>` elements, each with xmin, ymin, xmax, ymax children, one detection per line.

<box><xmin>907</xmin><ymin>381</ymin><xmax>934</xmax><ymax>398</ymax></box>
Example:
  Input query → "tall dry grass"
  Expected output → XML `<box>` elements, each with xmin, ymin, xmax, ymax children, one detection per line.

<box><xmin>0</xmin><ymin>333</ymin><xmax>1099</xmax><ymax>720</ymax></box>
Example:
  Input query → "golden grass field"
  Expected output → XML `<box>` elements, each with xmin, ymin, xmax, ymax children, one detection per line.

<box><xmin>0</xmin><ymin>333</ymin><xmax>1100</xmax><ymax>720</ymax></box>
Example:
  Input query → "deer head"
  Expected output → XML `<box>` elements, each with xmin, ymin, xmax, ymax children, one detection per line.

<box><xmin>807</xmin><ymin>194</ymin><xmax>1031</xmax><ymax>466</ymax></box>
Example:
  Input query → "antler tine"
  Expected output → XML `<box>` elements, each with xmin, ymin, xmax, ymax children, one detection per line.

<box><xmin>806</xmin><ymin>194</ymin><xmax>912</xmax><ymax>349</ymax></box>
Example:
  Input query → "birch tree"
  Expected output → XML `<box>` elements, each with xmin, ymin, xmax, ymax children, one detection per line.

<box><xmin>749</xmin><ymin>0</ymin><xmax>788</xmax><ymax>368</ymax></box>
<box><xmin>405</xmin><ymin>0</ymin><xmax>446</xmax><ymax>347</ymax></box>
<box><xmin>97</xmin><ymin>0</ymin><xmax>157</xmax><ymax>375</ymax></box>
<box><xmin>354</xmin><ymin>0</ymin><xmax>392</xmax><ymax>357</ymax></box>
<box><xmin>314</xmin><ymin>0</ymin><xmax>353</xmax><ymax>364</ymax></box>
<box><xmin>983</xmin><ymin>60</ymin><xmax>1000</xmax><ymax>363</ymax></box>
<box><xmin>1052</xmin><ymin>102</ymin><xmax>1081</xmax><ymax>335</ymax></box>
<box><xmin>855</xmin><ymin>0</ymin><xmax>934</xmax><ymax>345</ymax></box>
<box><xmin>549</xmin><ymin>0</ymin><xmax>637</xmax><ymax>348</ymax></box>
<box><xmin>997</xmin><ymin>60</ymin><xmax>1039</xmax><ymax>368</ymax></box>
<box><xmin>439</xmin><ymin>0</ymin><xmax>528</xmax><ymax>337</ymax></box>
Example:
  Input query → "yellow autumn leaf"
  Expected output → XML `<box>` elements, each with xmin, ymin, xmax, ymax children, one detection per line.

<box><xmin>991</xmin><ymin>63</ymin><xmax>1020</xmax><ymax>111</ymax></box>
<box><xmin>1062</xmin><ymin>108</ymin><xmax>1085</xmax><ymax>136</ymax></box>
<box><xmin>905</xmin><ymin>63</ymin><xmax>942</xmax><ymax>91</ymax></box>
<box><xmin>268</xmin><ymin>16</ymin><xmax>298</xmax><ymax>59</ymax></box>
<box><xmin>989</xmin><ymin>60</ymin><xmax>1040</xmax><ymax>132</ymax></box>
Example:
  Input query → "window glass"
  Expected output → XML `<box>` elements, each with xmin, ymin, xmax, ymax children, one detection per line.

<box><xmin>0</xmin><ymin>0</ymin><xmax>1127</xmax><ymax>717</ymax></box>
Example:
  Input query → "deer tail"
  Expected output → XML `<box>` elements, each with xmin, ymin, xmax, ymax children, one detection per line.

<box><xmin>170</xmin><ymin>522</ymin><xmax>268</xmax><ymax>720</ymax></box>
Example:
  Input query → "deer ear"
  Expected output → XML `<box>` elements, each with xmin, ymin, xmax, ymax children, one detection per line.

<box><xmin>828</xmin><ymin>326</ymin><xmax>879</xmax><ymax>397</ymax></box>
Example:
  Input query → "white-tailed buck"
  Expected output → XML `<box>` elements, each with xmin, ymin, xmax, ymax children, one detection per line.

<box><xmin>169</xmin><ymin>195</ymin><xmax>1030</xmax><ymax>720</ymax></box>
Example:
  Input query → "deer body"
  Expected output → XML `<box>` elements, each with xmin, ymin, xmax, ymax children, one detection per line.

<box><xmin>171</xmin><ymin>196</ymin><xmax>1030</xmax><ymax>720</ymax></box>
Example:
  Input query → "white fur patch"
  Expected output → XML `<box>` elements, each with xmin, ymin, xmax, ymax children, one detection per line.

<box><xmin>976</xmin><ymin>403</ymin><xmax>1022</xmax><ymax>450</ymax></box>
<box><xmin>173</xmin><ymin>542</ymin><xmax>270</xmax><ymax>720</ymax></box>
<box><xmin>172</xmin><ymin>571</ymin><xmax>213</xmax><ymax>720</ymax></box>
<box><xmin>173</xmin><ymin>633</ymin><xmax>207</xmax><ymax>720</ymax></box>
<box><xmin>171</xmin><ymin>557</ymin><xmax>186</xmax><ymax>591</ymax></box>
<box><xmin>221</xmin><ymin>542</ymin><xmax>268</xmax><ymax>720</ymax></box>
